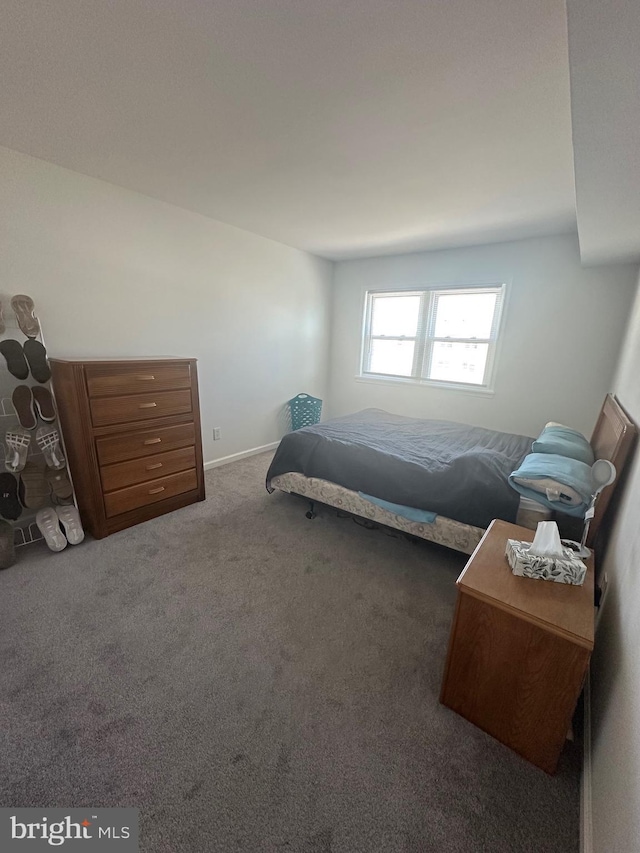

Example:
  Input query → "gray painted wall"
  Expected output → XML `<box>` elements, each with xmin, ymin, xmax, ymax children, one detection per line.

<box><xmin>0</xmin><ymin>146</ymin><xmax>333</xmax><ymax>466</ymax></box>
<box><xmin>592</xmin><ymin>269</ymin><xmax>640</xmax><ymax>853</ymax></box>
<box><xmin>328</xmin><ymin>235</ymin><xmax>637</xmax><ymax>437</ymax></box>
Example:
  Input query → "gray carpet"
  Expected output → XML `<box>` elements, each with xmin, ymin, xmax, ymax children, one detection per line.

<box><xmin>0</xmin><ymin>452</ymin><xmax>580</xmax><ymax>852</ymax></box>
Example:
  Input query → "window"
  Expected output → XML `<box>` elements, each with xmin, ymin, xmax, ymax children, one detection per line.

<box><xmin>360</xmin><ymin>284</ymin><xmax>505</xmax><ymax>389</ymax></box>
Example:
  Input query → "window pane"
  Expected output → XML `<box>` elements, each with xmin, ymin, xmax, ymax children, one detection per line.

<box><xmin>371</xmin><ymin>295</ymin><xmax>420</xmax><ymax>337</ymax></box>
<box><xmin>433</xmin><ymin>292</ymin><xmax>497</xmax><ymax>339</ymax></box>
<box><xmin>369</xmin><ymin>339</ymin><xmax>415</xmax><ymax>376</ymax></box>
<box><xmin>428</xmin><ymin>341</ymin><xmax>489</xmax><ymax>384</ymax></box>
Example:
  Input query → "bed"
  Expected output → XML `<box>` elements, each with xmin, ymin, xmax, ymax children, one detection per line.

<box><xmin>266</xmin><ymin>395</ymin><xmax>636</xmax><ymax>555</ymax></box>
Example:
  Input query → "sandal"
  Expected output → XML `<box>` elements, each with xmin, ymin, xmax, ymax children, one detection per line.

<box><xmin>19</xmin><ymin>459</ymin><xmax>49</xmax><ymax>509</ymax></box>
<box><xmin>0</xmin><ymin>473</ymin><xmax>22</xmax><ymax>520</ymax></box>
<box><xmin>11</xmin><ymin>294</ymin><xmax>40</xmax><ymax>339</ymax></box>
<box><xmin>36</xmin><ymin>427</ymin><xmax>66</xmax><ymax>470</ymax></box>
<box><xmin>0</xmin><ymin>519</ymin><xmax>15</xmax><ymax>569</ymax></box>
<box><xmin>36</xmin><ymin>507</ymin><xmax>67</xmax><ymax>552</ymax></box>
<box><xmin>0</xmin><ymin>340</ymin><xmax>29</xmax><ymax>380</ymax></box>
<box><xmin>23</xmin><ymin>340</ymin><xmax>51</xmax><ymax>383</ymax></box>
<box><xmin>5</xmin><ymin>426</ymin><xmax>31</xmax><ymax>473</ymax></box>
<box><xmin>12</xmin><ymin>385</ymin><xmax>36</xmax><ymax>430</ymax></box>
<box><xmin>32</xmin><ymin>386</ymin><xmax>56</xmax><ymax>422</ymax></box>
<box><xmin>46</xmin><ymin>466</ymin><xmax>73</xmax><ymax>502</ymax></box>
<box><xmin>56</xmin><ymin>505</ymin><xmax>84</xmax><ymax>546</ymax></box>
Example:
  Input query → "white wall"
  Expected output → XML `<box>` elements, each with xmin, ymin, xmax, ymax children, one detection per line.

<box><xmin>0</xmin><ymin>146</ymin><xmax>332</xmax><ymax>465</ymax></box>
<box><xmin>591</xmin><ymin>271</ymin><xmax>640</xmax><ymax>853</ymax></box>
<box><xmin>328</xmin><ymin>235</ymin><xmax>637</xmax><ymax>437</ymax></box>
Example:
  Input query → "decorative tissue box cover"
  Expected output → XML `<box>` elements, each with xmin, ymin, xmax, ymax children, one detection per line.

<box><xmin>506</xmin><ymin>539</ymin><xmax>587</xmax><ymax>585</ymax></box>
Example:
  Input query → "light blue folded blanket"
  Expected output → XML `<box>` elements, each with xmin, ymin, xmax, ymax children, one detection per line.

<box><xmin>359</xmin><ymin>493</ymin><xmax>437</xmax><ymax>523</ymax></box>
<box><xmin>509</xmin><ymin>453</ymin><xmax>594</xmax><ymax>518</ymax></box>
<box><xmin>531</xmin><ymin>425</ymin><xmax>594</xmax><ymax>465</ymax></box>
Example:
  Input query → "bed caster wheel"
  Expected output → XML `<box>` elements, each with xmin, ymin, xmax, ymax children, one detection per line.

<box><xmin>306</xmin><ymin>501</ymin><xmax>316</xmax><ymax>520</ymax></box>
<box><xmin>306</xmin><ymin>510</ymin><xmax>316</xmax><ymax>520</ymax></box>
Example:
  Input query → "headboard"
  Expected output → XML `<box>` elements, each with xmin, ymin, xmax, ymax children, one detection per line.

<box><xmin>587</xmin><ymin>393</ymin><xmax>637</xmax><ymax>545</ymax></box>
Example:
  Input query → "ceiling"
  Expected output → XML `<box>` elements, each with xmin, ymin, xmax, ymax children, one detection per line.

<box><xmin>0</xmin><ymin>0</ymin><xmax>577</xmax><ymax>260</ymax></box>
<box><xmin>567</xmin><ymin>0</ymin><xmax>640</xmax><ymax>265</ymax></box>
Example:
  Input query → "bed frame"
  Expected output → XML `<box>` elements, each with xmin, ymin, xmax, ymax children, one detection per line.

<box><xmin>270</xmin><ymin>394</ymin><xmax>637</xmax><ymax>555</ymax></box>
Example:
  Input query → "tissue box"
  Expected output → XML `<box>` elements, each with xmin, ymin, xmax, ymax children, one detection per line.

<box><xmin>506</xmin><ymin>539</ymin><xmax>587</xmax><ymax>585</ymax></box>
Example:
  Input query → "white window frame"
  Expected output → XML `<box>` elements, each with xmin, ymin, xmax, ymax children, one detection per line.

<box><xmin>359</xmin><ymin>283</ymin><xmax>506</xmax><ymax>392</ymax></box>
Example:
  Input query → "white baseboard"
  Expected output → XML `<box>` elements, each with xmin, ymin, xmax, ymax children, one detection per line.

<box><xmin>204</xmin><ymin>441</ymin><xmax>279</xmax><ymax>471</ymax></box>
<box><xmin>581</xmin><ymin>668</ymin><xmax>593</xmax><ymax>853</ymax></box>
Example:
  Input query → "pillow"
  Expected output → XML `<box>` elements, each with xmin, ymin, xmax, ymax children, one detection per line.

<box><xmin>532</xmin><ymin>425</ymin><xmax>594</xmax><ymax>465</ymax></box>
<box><xmin>509</xmin><ymin>453</ymin><xmax>594</xmax><ymax>518</ymax></box>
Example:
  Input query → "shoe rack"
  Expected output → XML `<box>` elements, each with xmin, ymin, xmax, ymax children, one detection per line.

<box><xmin>0</xmin><ymin>295</ymin><xmax>76</xmax><ymax>548</ymax></box>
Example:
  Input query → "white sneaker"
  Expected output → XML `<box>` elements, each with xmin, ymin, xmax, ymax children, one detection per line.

<box><xmin>36</xmin><ymin>507</ymin><xmax>67</xmax><ymax>552</ymax></box>
<box><xmin>56</xmin><ymin>505</ymin><xmax>84</xmax><ymax>546</ymax></box>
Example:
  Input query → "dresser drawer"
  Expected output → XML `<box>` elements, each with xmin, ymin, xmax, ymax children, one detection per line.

<box><xmin>90</xmin><ymin>389</ymin><xmax>192</xmax><ymax>427</ymax></box>
<box><xmin>86</xmin><ymin>363</ymin><xmax>191</xmax><ymax>397</ymax></box>
<box><xmin>100</xmin><ymin>446</ymin><xmax>196</xmax><ymax>493</ymax></box>
<box><xmin>95</xmin><ymin>422</ymin><xmax>196</xmax><ymax>466</ymax></box>
<box><xmin>104</xmin><ymin>468</ymin><xmax>198</xmax><ymax>518</ymax></box>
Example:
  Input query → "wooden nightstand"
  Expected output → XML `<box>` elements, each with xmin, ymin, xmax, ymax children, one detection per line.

<box><xmin>440</xmin><ymin>519</ymin><xmax>594</xmax><ymax>774</ymax></box>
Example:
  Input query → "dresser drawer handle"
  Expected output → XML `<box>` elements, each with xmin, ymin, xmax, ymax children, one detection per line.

<box><xmin>139</xmin><ymin>402</ymin><xmax>157</xmax><ymax>409</ymax></box>
<box><xmin>143</xmin><ymin>437</ymin><xmax>162</xmax><ymax>445</ymax></box>
<box><xmin>146</xmin><ymin>462</ymin><xmax>163</xmax><ymax>470</ymax></box>
<box><xmin>148</xmin><ymin>486</ymin><xmax>165</xmax><ymax>495</ymax></box>
<box><xmin>136</xmin><ymin>375</ymin><xmax>156</xmax><ymax>380</ymax></box>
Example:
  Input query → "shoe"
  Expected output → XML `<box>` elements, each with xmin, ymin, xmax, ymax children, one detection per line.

<box><xmin>19</xmin><ymin>459</ymin><xmax>49</xmax><ymax>509</ymax></box>
<box><xmin>56</xmin><ymin>505</ymin><xmax>84</xmax><ymax>546</ymax></box>
<box><xmin>12</xmin><ymin>385</ymin><xmax>36</xmax><ymax>430</ymax></box>
<box><xmin>32</xmin><ymin>386</ymin><xmax>56</xmax><ymax>422</ymax></box>
<box><xmin>0</xmin><ymin>340</ymin><xmax>29</xmax><ymax>380</ymax></box>
<box><xmin>0</xmin><ymin>473</ymin><xmax>21</xmax><ymax>520</ymax></box>
<box><xmin>23</xmin><ymin>340</ymin><xmax>51</xmax><ymax>383</ymax></box>
<box><xmin>36</xmin><ymin>507</ymin><xmax>67</xmax><ymax>552</ymax></box>
<box><xmin>46</xmin><ymin>466</ymin><xmax>73</xmax><ymax>502</ymax></box>
<box><xmin>5</xmin><ymin>426</ymin><xmax>31</xmax><ymax>473</ymax></box>
<box><xmin>11</xmin><ymin>294</ymin><xmax>40</xmax><ymax>339</ymax></box>
<box><xmin>36</xmin><ymin>427</ymin><xmax>66</xmax><ymax>470</ymax></box>
<box><xmin>0</xmin><ymin>519</ymin><xmax>15</xmax><ymax>569</ymax></box>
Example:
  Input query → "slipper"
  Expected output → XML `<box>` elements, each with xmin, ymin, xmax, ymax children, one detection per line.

<box><xmin>0</xmin><ymin>473</ymin><xmax>22</xmax><ymax>520</ymax></box>
<box><xmin>11</xmin><ymin>294</ymin><xmax>40</xmax><ymax>339</ymax></box>
<box><xmin>23</xmin><ymin>340</ymin><xmax>51</xmax><ymax>383</ymax></box>
<box><xmin>36</xmin><ymin>507</ymin><xmax>67</xmax><ymax>552</ymax></box>
<box><xmin>46</xmin><ymin>466</ymin><xmax>73</xmax><ymax>502</ymax></box>
<box><xmin>0</xmin><ymin>519</ymin><xmax>15</xmax><ymax>569</ymax></box>
<box><xmin>19</xmin><ymin>459</ymin><xmax>49</xmax><ymax>509</ymax></box>
<box><xmin>5</xmin><ymin>426</ymin><xmax>31</xmax><ymax>473</ymax></box>
<box><xmin>32</xmin><ymin>386</ymin><xmax>56</xmax><ymax>422</ymax></box>
<box><xmin>56</xmin><ymin>505</ymin><xmax>84</xmax><ymax>546</ymax></box>
<box><xmin>36</xmin><ymin>427</ymin><xmax>66</xmax><ymax>470</ymax></box>
<box><xmin>12</xmin><ymin>385</ymin><xmax>36</xmax><ymax>430</ymax></box>
<box><xmin>0</xmin><ymin>340</ymin><xmax>29</xmax><ymax>380</ymax></box>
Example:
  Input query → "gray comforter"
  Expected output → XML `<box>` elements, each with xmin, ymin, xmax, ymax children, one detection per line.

<box><xmin>266</xmin><ymin>409</ymin><xmax>533</xmax><ymax>529</ymax></box>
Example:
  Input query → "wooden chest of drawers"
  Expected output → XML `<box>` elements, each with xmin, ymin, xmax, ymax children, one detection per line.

<box><xmin>50</xmin><ymin>358</ymin><xmax>205</xmax><ymax>539</ymax></box>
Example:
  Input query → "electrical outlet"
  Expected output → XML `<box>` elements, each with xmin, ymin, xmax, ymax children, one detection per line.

<box><xmin>213</xmin><ymin>427</ymin><xmax>221</xmax><ymax>440</ymax></box>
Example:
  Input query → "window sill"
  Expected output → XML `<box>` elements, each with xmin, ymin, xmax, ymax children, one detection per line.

<box><xmin>355</xmin><ymin>374</ymin><xmax>496</xmax><ymax>397</ymax></box>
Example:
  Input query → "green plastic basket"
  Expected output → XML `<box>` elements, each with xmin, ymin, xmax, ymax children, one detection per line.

<box><xmin>288</xmin><ymin>393</ymin><xmax>322</xmax><ymax>430</ymax></box>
